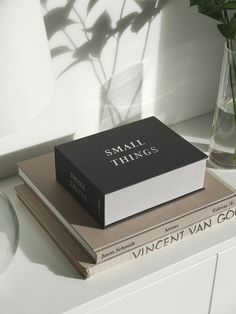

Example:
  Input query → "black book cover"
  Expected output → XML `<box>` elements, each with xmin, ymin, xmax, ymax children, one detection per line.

<box><xmin>55</xmin><ymin>117</ymin><xmax>207</xmax><ymax>227</ymax></box>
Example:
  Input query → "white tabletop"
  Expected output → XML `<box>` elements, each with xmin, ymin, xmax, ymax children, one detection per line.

<box><xmin>0</xmin><ymin>114</ymin><xmax>236</xmax><ymax>314</ymax></box>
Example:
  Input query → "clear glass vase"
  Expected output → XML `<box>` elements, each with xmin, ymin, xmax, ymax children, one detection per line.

<box><xmin>209</xmin><ymin>43</ymin><xmax>236</xmax><ymax>168</ymax></box>
<box><xmin>0</xmin><ymin>192</ymin><xmax>19</xmax><ymax>276</ymax></box>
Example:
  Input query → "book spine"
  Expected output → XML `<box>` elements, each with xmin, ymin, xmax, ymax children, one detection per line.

<box><xmin>95</xmin><ymin>195</ymin><xmax>236</xmax><ymax>262</ymax></box>
<box><xmin>55</xmin><ymin>148</ymin><xmax>105</xmax><ymax>228</ymax></box>
<box><xmin>88</xmin><ymin>206</ymin><xmax>236</xmax><ymax>277</ymax></box>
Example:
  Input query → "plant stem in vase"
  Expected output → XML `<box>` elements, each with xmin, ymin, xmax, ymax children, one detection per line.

<box><xmin>209</xmin><ymin>41</ymin><xmax>236</xmax><ymax>168</ymax></box>
<box><xmin>190</xmin><ymin>1</ymin><xmax>236</xmax><ymax>168</ymax></box>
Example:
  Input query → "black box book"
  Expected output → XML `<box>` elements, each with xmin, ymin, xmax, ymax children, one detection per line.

<box><xmin>55</xmin><ymin>117</ymin><xmax>207</xmax><ymax>227</ymax></box>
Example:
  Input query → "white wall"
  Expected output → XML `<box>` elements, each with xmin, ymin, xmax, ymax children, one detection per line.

<box><xmin>44</xmin><ymin>0</ymin><xmax>224</xmax><ymax>136</ymax></box>
<box><xmin>151</xmin><ymin>0</ymin><xmax>224</xmax><ymax>125</ymax></box>
<box><xmin>0</xmin><ymin>0</ymin><xmax>225</xmax><ymax>179</ymax></box>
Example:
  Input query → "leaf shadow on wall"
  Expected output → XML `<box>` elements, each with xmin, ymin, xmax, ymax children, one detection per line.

<box><xmin>42</xmin><ymin>0</ymin><xmax>161</xmax><ymax>131</ymax></box>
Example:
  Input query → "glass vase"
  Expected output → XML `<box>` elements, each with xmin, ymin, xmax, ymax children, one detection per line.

<box><xmin>0</xmin><ymin>192</ymin><xmax>19</xmax><ymax>276</ymax></box>
<box><xmin>209</xmin><ymin>43</ymin><xmax>236</xmax><ymax>168</ymax></box>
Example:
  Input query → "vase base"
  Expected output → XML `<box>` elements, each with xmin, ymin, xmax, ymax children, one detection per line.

<box><xmin>209</xmin><ymin>149</ymin><xmax>236</xmax><ymax>169</ymax></box>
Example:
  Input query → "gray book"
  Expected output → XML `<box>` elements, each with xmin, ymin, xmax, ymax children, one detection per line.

<box><xmin>18</xmin><ymin>153</ymin><xmax>236</xmax><ymax>263</ymax></box>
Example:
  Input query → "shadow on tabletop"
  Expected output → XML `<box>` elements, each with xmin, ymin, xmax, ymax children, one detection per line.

<box><xmin>16</xmin><ymin>196</ymin><xmax>83</xmax><ymax>279</ymax></box>
<box><xmin>0</xmin><ymin>134</ymin><xmax>73</xmax><ymax>180</ymax></box>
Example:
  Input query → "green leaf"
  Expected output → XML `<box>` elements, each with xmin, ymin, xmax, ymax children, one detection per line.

<box><xmin>217</xmin><ymin>0</ymin><xmax>227</xmax><ymax>5</ymax></box>
<box><xmin>205</xmin><ymin>11</ymin><xmax>224</xmax><ymax>22</ymax></box>
<box><xmin>190</xmin><ymin>0</ymin><xmax>199</xmax><ymax>6</ymax></box>
<box><xmin>196</xmin><ymin>6</ymin><xmax>223</xmax><ymax>21</ymax></box>
<box><xmin>217</xmin><ymin>23</ymin><xmax>236</xmax><ymax>39</ymax></box>
<box><xmin>222</xmin><ymin>1</ymin><xmax>236</xmax><ymax>10</ymax></box>
<box><xmin>193</xmin><ymin>0</ymin><xmax>224</xmax><ymax>21</ymax></box>
<box><xmin>50</xmin><ymin>46</ymin><xmax>71</xmax><ymax>58</ymax></box>
<box><xmin>87</xmin><ymin>0</ymin><xmax>98</xmax><ymax>15</ymax></box>
<box><xmin>217</xmin><ymin>12</ymin><xmax>236</xmax><ymax>39</ymax></box>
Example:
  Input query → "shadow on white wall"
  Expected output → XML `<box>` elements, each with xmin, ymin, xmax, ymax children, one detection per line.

<box><xmin>152</xmin><ymin>0</ymin><xmax>224</xmax><ymax>125</ymax></box>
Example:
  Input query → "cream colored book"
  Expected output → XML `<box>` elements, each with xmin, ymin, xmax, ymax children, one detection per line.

<box><xmin>16</xmin><ymin>184</ymin><xmax>236</xmax><ymax>279</ymax></box>
<box><xmin>18</xmin><ymin>153</ymin><xmax>236</xmax><ymax>263</ymax></box>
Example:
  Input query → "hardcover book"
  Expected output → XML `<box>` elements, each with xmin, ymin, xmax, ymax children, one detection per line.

<box><xmin>18</xmin><ymin>153</ymin><xmax>236</xmax><ymax>263</ymax></box>
<box><xmin>55</xmin><ymin>117</ymin><xmax>207</xmax><ymax>227</ymax></box>
<box><xmin>16</xmin><ymin>184</ymin><xmax>236</xmax><ymax>279</ymax></box>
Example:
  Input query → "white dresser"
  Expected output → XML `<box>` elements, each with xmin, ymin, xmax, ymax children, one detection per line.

<box><xmin>0</xmin><ymin>114</ymin><xmax>236</xmax><ymax>314</ymax></box>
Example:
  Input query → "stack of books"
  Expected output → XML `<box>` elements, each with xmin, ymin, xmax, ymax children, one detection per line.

<box><xmin>16</xmin><ymin>117</ymin><xmax>236</xmax><ymax>278</ymax></box>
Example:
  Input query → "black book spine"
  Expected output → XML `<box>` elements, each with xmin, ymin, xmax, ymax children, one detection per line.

<box><xmin>55</xmin><ymin>148</ymin><xmax>105</xmax><ymax>228</ymax></box>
